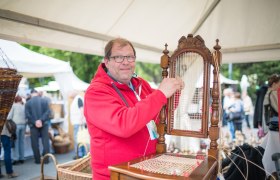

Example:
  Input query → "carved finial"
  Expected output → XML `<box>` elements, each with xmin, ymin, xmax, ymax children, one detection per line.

<box><xmin>213</xmin><ymin>39</ymin><xmax>222</xmax><ymax>67</ymax></box>
<box><xmin>161</xmin><ymin>43</ymin><xmax>169</xmax><ymax>69</ymax></box>
<box><xmin>214</xmin><ymin>39</ymin><xmax>221</xmax><ymax>51</ymax></box>
<box><xmin>163</xmin><ymin>43</ymin><xmax>169</xmax><ymax>55</ymax></box>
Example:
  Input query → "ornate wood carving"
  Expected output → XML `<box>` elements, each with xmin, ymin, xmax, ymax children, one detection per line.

<box><xmin>157</xmin><ymin>44</ymin><xmax>169</xmax><ymax>153</ymax></box>
<box><xmin>167</xmin><ymin>34</ymin><xmax>212</xmax><ymax>138</ymax></box>
<box><xmin>208</xmin><ymin>39</ymin><xmax>221</xmax><ymax>159</ymax></box>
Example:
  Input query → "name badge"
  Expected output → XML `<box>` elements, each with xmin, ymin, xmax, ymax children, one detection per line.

<box><xmin>146</xmin><ymin>120</ymin><xmax>159</xmax><ymax>140</ymax></box>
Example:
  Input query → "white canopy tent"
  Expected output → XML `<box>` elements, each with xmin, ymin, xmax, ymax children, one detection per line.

<box><xmin>196</xmin><ymin>71</ymin><xmax>239</xmax><ymax>88</ymax></box>
<box><xmin>0</xmin><ymin>39</ymin><xmax>89</xmax><ymax>99</ymax></box>
<box><xmin>0</xmin><ymin>0</ymin><xmax>279</xmax><ymax>64</ymax></box>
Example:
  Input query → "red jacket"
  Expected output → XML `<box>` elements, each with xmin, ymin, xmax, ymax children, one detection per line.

<box><xmin>84</xmin><ymin>63</ymin><xmax>167</xmax><ymax>179</ymax></box>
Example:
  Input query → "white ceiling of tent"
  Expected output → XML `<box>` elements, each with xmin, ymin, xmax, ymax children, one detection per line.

<box><xmin>0</xmin><ymin>0</ymin><xmax>280</xmax><ymax>64</ymax></box>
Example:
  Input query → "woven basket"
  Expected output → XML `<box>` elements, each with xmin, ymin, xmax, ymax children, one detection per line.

<box><xmin>0</xmin><ymin>48</ymin><xmax>22</xmax><ymax>133</ymax></box>
<box><xmin>53</xmin><ymin>141</ymin><xmax>70</xmax><ymax>154</ymax></box>
<box><xmin>0</xmin><ymin>67</ymin><xmax>17</xmax><ymax>75</ymax></box>
<box><xmin>57</xmin><ymin>154</ymin><xmax>92</xmax><ymax>180</ymax></box>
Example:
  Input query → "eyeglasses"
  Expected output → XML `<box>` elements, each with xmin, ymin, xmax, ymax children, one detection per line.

<box><xmin>109</xmin><ymin>55</ymin><xmax>136</xmax><ymax>63</ymax></box>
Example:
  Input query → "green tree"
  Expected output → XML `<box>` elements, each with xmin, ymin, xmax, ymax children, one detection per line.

<box><xmin>136</xmin><ymin>62</ymin><xmax>161</xmax><ymax>84</ymax></box>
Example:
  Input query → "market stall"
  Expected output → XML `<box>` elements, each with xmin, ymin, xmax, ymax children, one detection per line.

<box><xmin>0</xmin><ymin>39</ymin><xmax>90</xmax><ymax>158</ymax></box>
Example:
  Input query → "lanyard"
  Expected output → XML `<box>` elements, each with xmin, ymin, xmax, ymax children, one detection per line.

<box><xmin>111</xmin><ymin>81</ymin><xmax>142</xmax><ymax>106</ymax></box>
<box><xmin>108</xmin><ymin>71</ymin><xmax>141</xmax><ymax>105</ymax></box>
<box><xmin>129</xmin><ymin>82</ymin><xmax>141</xmax><ymax>101</ymax></box>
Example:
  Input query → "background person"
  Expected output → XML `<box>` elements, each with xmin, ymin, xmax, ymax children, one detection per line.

<box><xmin>242</xmin><ymin>91</ymin><xmax>253</xmax><ymax>129</ymax></box>
<box><xmin>84</xmin><ymin>38</ymin><xmax>184</xmax><ymax>179</ymax></box>
<box><xmin>222</xmin><ymin>88</ymin><xmax>234</xmax><ymax>126</ymax></box>
<box><xmin>69</xmin><ymin>90</ymin><xmax>86</xmax><ymax>158</ymax></box>
<box><xmin>263</xmin><ymin>74</ymin><xmax>280</xmax><ymax>132</ymax></box>
<box><xmin>261</xmin><ymin>74</ymin><xmax>280</xmax><ymax>179</ymax></box>
<box><xmin>7</xmin><ymin>95</ymin><xmax>27</xmax><ymax>165</ymax></box>
<box><xmin>1</xmin><ymin>120</ymin><xmax>18</xmax><ymax>178</ymax></box>
<box><xmin>223</xmin><ymin>88</ymin><xmax>235</xmax><ymax>139</ymax></box>
<box><xmin>228</xmin><ymin>92</ymin><xmax>244</xmax><ymax>134</ymax></box>
<box><xmin>25</xmin><ymin>89</ymin><xmax>51</xmax><ymax>164</ymax></box>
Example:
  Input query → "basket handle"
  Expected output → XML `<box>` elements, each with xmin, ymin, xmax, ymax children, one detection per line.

<box><xmin>40</xmin><ymin>153</ymin><xmax>58</xmax><ymax>180</ymax></box>
<box><xmin>0</xmin><ymin>48</ymin><xmax>16</xmax><ymax>69</ymax></box>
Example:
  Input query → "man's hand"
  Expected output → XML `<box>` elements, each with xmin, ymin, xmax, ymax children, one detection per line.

<box><xmin>35</xmin><ymin>120</ymin><xmax>43</xmax><ymax>128</ymax></box>
<box><xmin>158</xmin><ymin>77</ymin><xmax>185</xmax><ymax>98</ymax></box>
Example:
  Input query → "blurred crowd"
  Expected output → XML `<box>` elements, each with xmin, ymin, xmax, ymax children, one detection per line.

<box><xmin>0</xmin><ymin>88</ymin><xmax>87</xmax><ymax>179</ymax></box>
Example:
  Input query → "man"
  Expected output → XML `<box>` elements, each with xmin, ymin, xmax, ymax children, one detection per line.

<box><xmin>84</xmin><ymin>38</ymin><xmax>184</xmax><ymax>179</ymax></box>
<box><xmin>25</xmin><ymin>89</ymin><xmax>51</xmax><ymax>164</ymax></box>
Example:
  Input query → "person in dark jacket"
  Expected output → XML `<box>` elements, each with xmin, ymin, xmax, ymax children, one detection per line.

<box><xmin>253</xmin><ymin>84</ymin><xmax>268</xmax><ymax>128</ymax></box>
<box><xmin>228</xmin><ymin>92</ymin><xmax>244</xmax><ymax>133</ymax></box>
<box><xmin>25</xmin><ymin>89</ymin><xmax>51</xmax><ymax>164</ymax></box>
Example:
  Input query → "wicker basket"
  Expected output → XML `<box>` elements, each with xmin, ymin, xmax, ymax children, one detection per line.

<box><xmin>53</xmin><ymin>142</ymin><xmax>70</xmax><ymax>154</ymax></box>
<box><xmin>57</xmin><ymin>154</ymin><xmax>92</xmax><ymax>180</ymax></box>
<box><xmin>0</xmin><ymin>48</ymin><xmax>22</xmax><ymax>133</ymax></box>
<box><xmin>50</xmin><ymin>126</ymin><xmax>71</xmax><ymax>154</ymax></box>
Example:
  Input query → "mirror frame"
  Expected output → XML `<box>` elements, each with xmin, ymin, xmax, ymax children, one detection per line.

<box><xmin>166</xmin><ymin>35</ymin><xmax>213</xmax><ymax>138</ymax></box>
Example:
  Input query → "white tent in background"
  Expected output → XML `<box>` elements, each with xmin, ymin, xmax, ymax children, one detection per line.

<box><xmin>0</xmin><ymin>39</ymin><xmax>89</xmax><ymax>99</ymax></box>
<box><xmin>220</xmin><ymin>75</ymin><xmax>239</xmax><ymax>85</ymax></box>
<box><xmin>195</xmin><ymin>74</ymin><xmax>239</xmax><ymax>88</ymax></box>
<box><xmin>34</xmin><ymin>81</ymin><xmax>60</xmax><ymax>92</ymax></box>
<box><xmin>196</xmin><ymin>66</ymin><xmax>238</xmax><ymax>88</ymax></box>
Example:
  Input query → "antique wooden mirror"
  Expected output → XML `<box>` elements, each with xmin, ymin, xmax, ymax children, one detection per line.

<box><xmin>110</xmin><ymin>34</ymin><xmax>222</xmax><ymax>180</ymax></box>
<box><xmin>166</xmin><ymin>35</ymin><xmax>211</xmax><ymax>138</ymax></box>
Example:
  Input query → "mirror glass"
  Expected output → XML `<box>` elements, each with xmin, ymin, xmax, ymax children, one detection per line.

<box><xmin>173</xmin><ymin>52</ymin><xmax>204</xmax><ymax>132</ymax></box>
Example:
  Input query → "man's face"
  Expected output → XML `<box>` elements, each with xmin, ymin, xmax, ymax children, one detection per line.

<box><xmin>105</xmin><ymin>43</ymin><xmax>136</xmax><ymax>85</ymax></box>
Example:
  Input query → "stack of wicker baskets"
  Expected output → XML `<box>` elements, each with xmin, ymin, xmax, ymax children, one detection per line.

<box><xmin>0</xmin><ymin>48</ymin><xmax>22</xmax><ymax>133</ymax></box>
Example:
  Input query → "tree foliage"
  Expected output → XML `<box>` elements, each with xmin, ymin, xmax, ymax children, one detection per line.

<box><xmin>135</xmin><ymin>62</ymin><xmax>161</xmax><ymax>84</ymax></box>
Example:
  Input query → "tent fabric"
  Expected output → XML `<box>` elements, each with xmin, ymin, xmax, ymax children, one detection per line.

<box><xmin>195</xmin><ymin>66</ymin><xmax>239</xmax><ymax>88</ymax></box>
<box><xmin>0</xmin><ymin>39</ymin><xmax>89</xmax><ymax>98</ymax></box>
<box><xmin>0</xmin><ymin>39</ymin><xmax>72</xmax><ymax>77</ymax></box>
<box><xmin>0</xmin><ymin>0</ymin><xmax>279</xmax><ymax>64</ymax></box>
